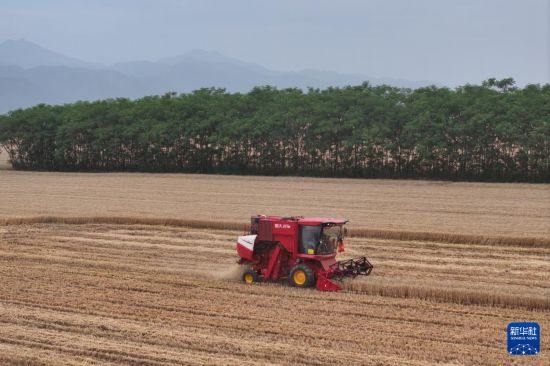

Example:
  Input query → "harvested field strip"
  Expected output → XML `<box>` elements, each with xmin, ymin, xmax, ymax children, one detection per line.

<box><xmin>2</xmin><ymin>215</ymin><xmax>549</xmax><ymax>247</ymax></box>
<box><xmin>1</xmin><ymin>223</ymin><xmax>549</xmax><ymax>365</ymax></box>
<box><xmin>1</xmin><ymin>223</ymin><xmax>549</xmax><ymax>311</ymax></box>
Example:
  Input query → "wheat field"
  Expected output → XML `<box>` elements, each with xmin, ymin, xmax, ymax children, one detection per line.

<box><xmin>0</xmin><ymin>167</ymin><xmax>549</xmax><ymax>364</ymax></box>
<box><xmin>1</xmin><ymin>169</ymin><xmax>549</xmax><ymax>239</ymax></box>
<box><xmin>0</xmin><ymin>223</ymin><xmax>548</xmax><ymax>365</ymax></box>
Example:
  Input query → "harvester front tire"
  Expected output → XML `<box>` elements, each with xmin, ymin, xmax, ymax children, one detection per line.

<box><xmin>242</xmin><ymin>269</ymin><xmax>259</xmax><ymax>284</ymax></box>
<box><xmin>289</xmin><ymin>264</ymin><xmax>315</xmax><ymax>288</ymax></box>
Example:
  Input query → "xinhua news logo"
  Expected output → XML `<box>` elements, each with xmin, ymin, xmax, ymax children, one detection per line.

<box><xmin>507</xmin><ymin>322</ymin><xmax>540</xmax><ymax>356</ymax></box>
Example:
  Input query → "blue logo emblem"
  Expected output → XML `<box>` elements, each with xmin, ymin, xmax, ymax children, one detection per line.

<box><xmin>507</xmin><ymin>322</ymin><xmax>540</xmax><ymax>355</ymax></box>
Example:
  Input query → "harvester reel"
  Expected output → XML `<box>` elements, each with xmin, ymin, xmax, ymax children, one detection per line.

<box><xmin>331</xmin><ymin>256</ymin><xmax>373</xmax><ymax>280</ymax></box>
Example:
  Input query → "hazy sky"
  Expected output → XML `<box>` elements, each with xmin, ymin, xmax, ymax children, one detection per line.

<box><xmin>0</xmin><ymin>0</ymin><xmax>548</xmax><ymax>86</ymax></box>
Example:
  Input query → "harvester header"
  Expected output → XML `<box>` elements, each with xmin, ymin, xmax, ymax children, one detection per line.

<box><xmin>236</xmin><ymin>215</ymin><xmax>373</xmax><ymax>291</ymax></box>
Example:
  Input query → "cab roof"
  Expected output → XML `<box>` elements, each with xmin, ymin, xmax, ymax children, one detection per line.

<box><xmin>254</xmin><ymin>215</ymin><xmax>347</xmax><ymax>225</ymax></box>
<box><xmin>297</xmin><ymin>217</ymin><xmax>348</xmax><ymax>225</ymax></box>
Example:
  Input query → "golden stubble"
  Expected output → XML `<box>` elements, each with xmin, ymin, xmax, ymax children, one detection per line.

<box><xmin>0</xmin><ymin>223</ymin><xmax>548</xmax><ymax>365</ymax></box>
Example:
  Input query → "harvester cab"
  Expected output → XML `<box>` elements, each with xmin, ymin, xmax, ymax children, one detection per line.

<box><xmin>236</xmin><ymin>215</ymin><xmax>373</xmax><ymax>291</ymax></box>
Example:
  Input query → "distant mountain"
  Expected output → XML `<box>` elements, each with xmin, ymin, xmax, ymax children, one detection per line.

<box><xmin>0</xmin><ymin>64</ymin><xmax>145</xmax><ymax>111</ymax></box>
<box><xmin>158</xmin><ymin>49</ymin><xmax>273</xmax><ymax>74</ymax></box>
<box><xmin>0</xmin><ymin>40</ymin><xmax>436</xmax><ymax>113</ymax></box>
<box><xmin>0</xmin><ymin>39</ymin><xmax>103</xmax><ymax>69</ymax></box>
<box><xmin>112</xmin><ymin>49</ymin><xmax>433</xmax><ymax>93</ymax></box>
<box><xmin>0</xmin><ymin>75</ymin><xmax>44</xmax><ymax>112</ymax></box>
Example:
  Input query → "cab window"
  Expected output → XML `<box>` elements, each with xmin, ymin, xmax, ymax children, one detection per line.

<box><xmin>299</xmin><ymin>225</ymin><xmax>321</xmax><ymax>254</ymax></box>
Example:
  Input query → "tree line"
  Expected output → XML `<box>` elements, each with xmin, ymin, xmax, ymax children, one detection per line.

<box><xmin>0</xmin><ymin>78</ymin><xmax>548</xmax><ymax>182</ymax></box>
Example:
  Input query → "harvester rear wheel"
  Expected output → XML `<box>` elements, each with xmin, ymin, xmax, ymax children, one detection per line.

<box><xmin>289</xmin><ymin>264</ymin><xmax>315</xmax><ymax>288</ymax></box>
<box><xmin>242</xmin><ymin>269</ymin><xmax>259</xmax><ymax>284</ymax></box>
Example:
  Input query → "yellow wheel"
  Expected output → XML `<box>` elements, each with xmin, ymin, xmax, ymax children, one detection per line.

<box><xmin>293</xmin><ymin>270</ymin><xmax>306</xmax><ymax>285</ymax></box>
<box><xmin>289</xmin><ymin>264</ymin><xmax>315</xmax><ymax>288</ymax></box>
<box><xmin>242</xmin><ymin>269</ymin><xmax>258</xmax><ymax>284</ymax></box>
<box><xmin>244</xmin><ymin>273</ymin><xmax>254</xmax><ymax>284</ymax></box>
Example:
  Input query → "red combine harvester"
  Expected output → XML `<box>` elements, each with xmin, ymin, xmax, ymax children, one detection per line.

<box><xmin>236</xmin><ymin>215</ymin><xmax>373</xmax><ymax>291</ymax></box>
